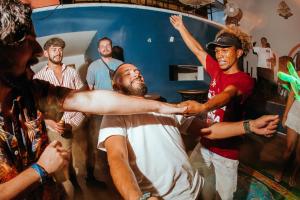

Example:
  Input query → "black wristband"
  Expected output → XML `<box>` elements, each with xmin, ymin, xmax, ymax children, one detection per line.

<box><xmin>243</xmin><ymin>120</ymin><xmax>252</xmax><ymax>135</ymax></box>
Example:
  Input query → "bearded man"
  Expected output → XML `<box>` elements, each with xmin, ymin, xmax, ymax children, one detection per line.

<box><xmin>33</xmin><ymin>37</ymin><xmax>85</xmax><ymax>198</ymax></box>
<box><xmin>85</xmin><ymin>36</ymin><xmax>123</xmax><ymax>186</ymax></box>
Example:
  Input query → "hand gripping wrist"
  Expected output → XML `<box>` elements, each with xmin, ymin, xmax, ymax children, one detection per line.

<box><xmin>31</xmin><ymin>163</ymin><xmax>50</xmax><ymax>184</ymax></box>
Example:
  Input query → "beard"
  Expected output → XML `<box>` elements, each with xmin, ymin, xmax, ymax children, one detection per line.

<box><xmin>120</xmin><ymin>80</ymin><xmax>148</xmax><ymax>97</ymax></box>
<box><xmin>100</xmin><ymin>52</ymin><xmax>112</xmax><ymax>58</ymax></box>
<box><xmin>49</xmin><ymin>56</ymin><xmax>62</xmax><ymax>65</ymax></box>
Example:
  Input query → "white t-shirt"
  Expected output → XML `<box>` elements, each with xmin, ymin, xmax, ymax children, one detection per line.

<box><xmin>98</xmin><ymin>112</ymin><xmax>202</xmax><ymax>200</ymax></box>
<box><xmin>253</xmin><ymin>47</ymin><xmax>273</xmax><ymax>68</ymax></box>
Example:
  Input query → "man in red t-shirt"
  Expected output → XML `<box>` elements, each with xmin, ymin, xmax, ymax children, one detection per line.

<box><xmin>170</xmin><ymin>15</ymin><xmax>254</xmax><ymax>200</ymax></box>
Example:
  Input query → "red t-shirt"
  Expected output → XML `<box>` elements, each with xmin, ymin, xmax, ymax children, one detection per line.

<box><xmin>201</xmin><ymin>55</ymin><xmax>254</xmax><ymax>160</ymax></box>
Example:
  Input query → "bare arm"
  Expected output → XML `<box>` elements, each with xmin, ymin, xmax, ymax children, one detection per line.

<box><xmin>187</xmin><ymin>115</ymin><xmax>279</xmax><ymax>139</ymax></box>
<box><xmin>282</xmin><ymin>90</ymin><xmax>295</xmax><ymax>127</ymax></box>
<box><xmin>105</xmin><ymin>136</ymin><xmax>142</xmax><ymax>200</ymax></box>
<box><xmin>268</xmin><ymin>52</ymin><xmax>276</xmax><ymax>70</ymax></box>
<box><xmin>86</xmin><ymin>63</ymin><xmax>95</xmax><ymax>91</ymax></box>
<box><xmin>0</xmin><ymin>166</ymin><xmax>41</xmax><ymax>200</ymax></box>
<box><xmin>87</xmin><ymin>84</ymin><xmax>94</xmax><ymax>90</ymax></box>
<box><xmin>202</xmin><ymin>85</ymin><xmax>238</xmax><ymax>112</ymax></box>
<box><xmin>0</xmin><ymin>141</ymin><xmax>69</xmax><ymax>200</ymax></box>
<box><xmin>170</xmin><ymin>15</ymin><xmax>208</xmax><ymax>69</ymax></box>
<box><xmin>63</xmin><ymin>90</ymin><xmax>186</xmax><ymax>115</ymax></box>
<box><xmin>181</xmin><ymin>85</ymin><xmax>238</xmax><ymax>115</ymax></box>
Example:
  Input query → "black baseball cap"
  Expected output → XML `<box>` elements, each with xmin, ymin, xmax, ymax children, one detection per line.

<box><xmin>206</xmin><ymin>32</ymin><xmax>242</xmax><ymax>50</ymax></box>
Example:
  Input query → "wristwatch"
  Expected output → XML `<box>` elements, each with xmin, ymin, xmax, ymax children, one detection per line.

<box><xmin>243</xmin><ymin>120</ymin><xmax>252</xmax><ymax>135</ymax></box>
<box><xmin>31</xmin><ymin>163</ymin><xmax>49</xmax><ymax>184</ymax></box>
<box><xmin>139</xmin><ymin>192</ymin><xmax>151</xmax><ymax>200</ymax></box>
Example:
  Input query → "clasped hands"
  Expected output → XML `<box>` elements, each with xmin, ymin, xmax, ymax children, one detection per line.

<box><xmin>176</xmin><ymin>100</ymin><xmax>279</xmax><ymax>137</ymax></box>
<box><xmin>177</xmin><ymin>100</ymin><xmax>206</xmax><ymax>116</ymax></box>
<box><xmin>38</xmin><ymin>140</ymin><xmax>70</xmax><ymax>174</ymax></box>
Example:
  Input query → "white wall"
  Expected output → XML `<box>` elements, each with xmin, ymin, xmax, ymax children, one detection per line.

<box><xmin>231</xmin><ymin>0</ymin><xmax>300</xmax><ymax>77</ymax></box>
<box><xmin>236</xmin><ymin>0</ymin><xmax>300</xmax><ymax>54</ymax></box>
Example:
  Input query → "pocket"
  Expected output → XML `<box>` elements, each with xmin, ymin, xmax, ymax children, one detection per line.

<box><xmin>222</xmin><ymin>158</ymin><xmax>239</xmax><ymax>169</ymax></box>
<box><xmin>214</xmin><ymin>154</ymin><xmax>239</xmax><ymax>169</ymax></box>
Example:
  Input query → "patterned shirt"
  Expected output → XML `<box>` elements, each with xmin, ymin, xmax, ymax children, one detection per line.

<box><xmin>0</xmin><ymin>79</ymin><xmax>70</xmax><ymax>199</ymax></box>
<box><xmin>33</xmin><ymin>64</ymin><xmax>85</xmax><ymax>128</ymax></box>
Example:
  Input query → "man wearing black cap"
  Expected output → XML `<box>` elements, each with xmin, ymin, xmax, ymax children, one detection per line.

<box><xmin>170</xmin><ymin>15</ymin><xmax>254</xmax><ymax>200</ymax></box>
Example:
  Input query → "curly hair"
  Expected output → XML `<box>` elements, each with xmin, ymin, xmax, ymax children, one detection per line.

<box><xmin>216</xmin><ymin>24</ymin><xmax>252</xmax><ymax>55</ymax></box>
<box><xmin>0</xmin><ymin>0</ymin><xmax>32</xmax><ymax>46</ymax></box>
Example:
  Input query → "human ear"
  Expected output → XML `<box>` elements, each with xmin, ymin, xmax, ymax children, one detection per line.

<box><xmin>43</xmin><ymin>50</ymin><xmax>48</xmax><ymax>58</ymax></box>
<box><xmin>237</xmin><ymin>49</ymin><xmax>244</xmax><ymax>58</ymax></box>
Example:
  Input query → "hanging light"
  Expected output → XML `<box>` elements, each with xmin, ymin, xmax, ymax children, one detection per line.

<box><xmin>277</xmin><ymin>0</ymin><xmax>293</xmax><ymax>19</ymax></box>
<box><xmin>179</xmin><ymin>0</ymin><xmax>214</xmax><ymax>8</ymax></box>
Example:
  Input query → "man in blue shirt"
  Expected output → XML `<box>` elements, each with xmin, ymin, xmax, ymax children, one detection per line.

<box><xmin>86</xmin><ymin>37</ymin><xmax>123</xmax><ymax>90</ymax></box>
<box><xmin>85</xmin><ymin>37</ymin><xmax>123</xmax><ymax>186</ymax></box>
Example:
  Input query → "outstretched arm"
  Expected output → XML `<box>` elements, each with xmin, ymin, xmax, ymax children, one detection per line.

<box><xmin>187</xmin><ymin>115</ymin><xmax>279</xmax><ymax>139</ymax></box>
<box><xmin>63</xmin><ymin>90</ymin><xmax>186</xmax><ymax>115</ymax></box>
<box><xmin>170</xmin><ymin>15</ymin><xmax>208</xmax><ymax>68</ymax></box>
<box><xmin>181</xmin><ymin>85</ymin><xmax>239</xmax><ymax>115</ymax></box>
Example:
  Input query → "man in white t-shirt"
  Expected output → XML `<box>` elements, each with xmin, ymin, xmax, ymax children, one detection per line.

<box><xmin>98</xmin><ymin>63</ymin><xmax>279</xmax><ymax>200</ymax></box>
<box><xmin>253</xmin><ymin>37</ymin><xmax>274</xmax><ymax>69</ymax></box>
<box><xmin>253</xmin><ymin>37</ymin><xmax>278</xmax><ymax>97</ymax></box>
